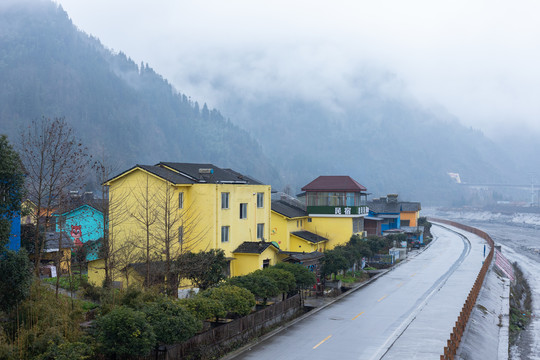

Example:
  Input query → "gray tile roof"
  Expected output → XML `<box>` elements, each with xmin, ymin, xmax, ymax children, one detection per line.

<box><xmin>107</xmin><ymin>162</ymin><xmax>265</xmax><ymax>186</ymax></box>
<box><xmin>368</xmin><ymin>201</ymin><xmax>402</xmax><ymax>214</ymax></box>
<box><xmin>271</xmin><ymin>200</ymin><xmax>307</xmax><ymax>218</ymax></box>
<box><xmin>44</xmin><ymin>232</ymin><xmax>73</xmax><ymax>251</ymax></box>
<box><xmin>291</xmin><ymin>231</ymin><xmax>328</xmax><ymax>243</ymax></box>
<box><xmin>160</xmin><ymin>162</ymin><xmax>263</xmax><ymax>185</ymax></box>
<box><xmin>139</xmin><ymin>164</ymin><xmax>195</xmax><ymax>184</ymax></box>
<box><xmin>282</xmin><ymin>251</ymin><xmax>325</xmax><ymax>262</ymax></box>
<box><xmin>233</xmin><ymin>241</ymin><xmax>277</xmax><ymax>254</ymax></box>
<box><xmin>401</xmin><ymin>202</ymin><xmax>422</xmax><ymax>212</ymax></box>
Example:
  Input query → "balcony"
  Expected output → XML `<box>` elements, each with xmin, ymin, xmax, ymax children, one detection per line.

<box><xmin>307</xmin><ymin>205</ymin><xmax>369</xmax><ymax>216</ymax></box>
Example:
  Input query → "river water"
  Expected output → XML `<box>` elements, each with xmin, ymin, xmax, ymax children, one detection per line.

<box><xmin>426</xmin><ymin>208</ymin><xmax>540</xmax><ymax>359</ymax></box>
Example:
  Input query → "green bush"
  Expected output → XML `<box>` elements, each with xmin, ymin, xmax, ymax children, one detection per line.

<box><xmin>178</xmin><ymin>296</ymin><xmax>226</xmax><ymax>322</ymax></box>
<box><xmin>227</xmin><ymin>273</ymin><xmax>279</xmax><ymax>304</ymax></box>
<box><xmin>272</xmin><ymin>262</ymin><xmax>316</xmax><ymax>291</ymax></box>
<box><xmin>256</xmin><ymin>268</ymin><xmax>296</xmax><ymax>295</ymax></box>
<box><xmin>142</xmin><ymin>298</ymin><xmax>202</xmax><ymax>345</ymax></box>
<box><xmin>36</xmin><ymin>341</ymin><xmax>94</xmax><ymax>360</ymax></box>
<box><xmin>96</xmin><ymin>306</ymin><xmax>156</xmax><ymax>357</ymax></box>
<box><xmin>0</xmin><ymin>249</ymin><xmax>33</xmax><ymax>312</ymax></box>
<box><xmin>200</xmin><ymin>285</ymin><xmax>255</xmax><ymax>317</ymax></box>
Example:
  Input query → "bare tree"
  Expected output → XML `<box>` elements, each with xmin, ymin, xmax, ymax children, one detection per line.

<box><xmin>153</xmin><ymin>181</ymin><xmax>207</xmax><ymax>296</ymax></box>
<box><xmin>130</xmin><ymin>173</ymin><xmax>159</xmax><ymax>288</ymax></box>
<box><xmin>93</xmin><ymin>157</ymin><xmax>130</xmax><ymax>287</ymax></box>
<box><xmin>114</xmin><ymin>240</ymin><xmax>142</xmax><ymax>288</ymax></box>
<box><xmin>20</xmin><ymin>117</ymin><xmax>90</xmax><ymax>276</ymax></box>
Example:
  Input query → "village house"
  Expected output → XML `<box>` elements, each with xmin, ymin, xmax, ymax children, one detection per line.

<box><xmin>87</xmin><ymin>162</ymin><xmax>273</xmax><ymax>287</ymax></box>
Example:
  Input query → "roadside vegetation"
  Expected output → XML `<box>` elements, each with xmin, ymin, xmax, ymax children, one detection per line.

<box><xmin>0</xmin><ymin>249</ymin><xmax>315</xmax><ymax>360</ymax></box>
<box><xmin>509</xmin><ymin>263</ymin><xmax>532</xmax><ymax>345</ymax></box>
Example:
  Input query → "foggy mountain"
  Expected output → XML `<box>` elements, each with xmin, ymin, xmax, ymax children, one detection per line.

<box><xmin>0</xmin><ymin>0</ymin><xmax>529</xmax><ymax>204</ymax></box>
<box><xmin>0</xmin><ymin>0</ymin><xmax>279</xmax><ymax>185</ymax></box>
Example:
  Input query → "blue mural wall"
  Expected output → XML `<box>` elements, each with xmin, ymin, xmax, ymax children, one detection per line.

<box><xmin>56</xmin><ymin>205</ymin><xmax>104</xmax><ymax>261</ymax></box>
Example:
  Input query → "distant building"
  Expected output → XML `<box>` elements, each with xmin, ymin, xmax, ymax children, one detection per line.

<box><xmin>296</xmin><ymin>175</ymin><xmax>369</xmax><ymax>248</ymax></box>
<box><xmin>367</xmin><ymin>194</ymin><xmax>421</xmax><ymax>236</ymax></box>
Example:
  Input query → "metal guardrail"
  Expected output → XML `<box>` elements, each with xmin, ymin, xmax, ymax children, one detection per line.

<box><xmin>428</xmin><ymin>218</ymin><xmax>495</xmax><ymax>360</ymax></box>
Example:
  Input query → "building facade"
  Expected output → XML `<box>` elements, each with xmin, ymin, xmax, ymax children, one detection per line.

<box><xmin>87</xmin><ymin>162</ymin><xmax>273</xmax><ymax>287</ymax></box>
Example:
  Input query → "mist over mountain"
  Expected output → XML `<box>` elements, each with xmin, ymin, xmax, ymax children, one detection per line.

<box><xmin>0</xmin><ymin>0</ymin><xmax>532</xmax><ymax>205</ymax></box>
<box><xmin>0</xmin><ymin>0</ymin><xmax>278</xmax><ymax>185</ymax></box>
<box><xmin>207</xmin><ymin>67</ymin><xmax>522</xmax><ymax>202</ymax></box>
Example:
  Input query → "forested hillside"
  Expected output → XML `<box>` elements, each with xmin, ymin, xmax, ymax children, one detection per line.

<box><xmin>0</xmin><ymin>0</ymin><xmax>527</xmax><ymax>204</ymax></box>
<box><xmin>0</xmin><ymin>1</ymin><xmax>279</xmax><ymax>186</ymax></box>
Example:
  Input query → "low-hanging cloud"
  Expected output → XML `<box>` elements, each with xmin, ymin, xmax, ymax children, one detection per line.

<box><xmin>53</xmin><ymin>0</ymin><xmax>540</xmax><ymax>137</ymax></box>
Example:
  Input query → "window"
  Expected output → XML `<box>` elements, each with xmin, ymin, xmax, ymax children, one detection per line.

<box><xmin>240</xmin><ymin>203</ymin><xmax>247</xmax><ymax>219</ymax></box>
<box><xmin>262</xmin><ymin>259</ymin><xmax>270</xmax><ymax>268</ymax></box>
<box><xmin>178</xmin><ymin>226</ymin><xmax>184</xmax><ymax>244</ymax></box>
<box><xmin>221</xmin><ymin>192</ymin><xmax>229</xmax><ymax>209</ymax></box>
<box><xmin>178</xmin><ymin>192</ymin><xmax>184</xmax><ymax>209</ymax></box>
<box><xmin>308</xmin><ymin>218</ymin><xmax>312</xmax><ymax>223</ymax></box>
<box><xmin>353</xmin><ymin>218</ymin><xmax>363</xmax><ymax>233</ymax></box>
<box><xmin>221</xmin><ymin>226</ymin><xmax>230</xmax><ymax>243</ymax></box>
<box><xmin>401</xmin><ymin>220</ymin><xmax>410</xmax><ymax>227</ymax></box>
<box><xmin>257</xmin><ymin>223</ymin><xmax>264</xmax><ymax>239</ymax></box>
<box><xmin>257</xmin><ymin>192</ymin><xmax>264</xmax><ymax>208</ymax></box>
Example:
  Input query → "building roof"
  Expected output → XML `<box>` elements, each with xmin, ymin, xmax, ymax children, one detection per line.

<box><xmin>368</xmin><ymin>200</ymin><xmax>422</xmax><ymax>214</ymax></box>
<box><xmin>301</xmin><ymin>176</ymin><xmax>367</xmax><ymax>192</ymax></box>
<box><xmin>58</xmin><ymin>204</ymin><xmax>103</xmax><ymax>217</ymax></box>
<box><xmin>233</xmin><ymin>241</ymin><xmax>278</xmax><ymax>254</ymax></box>
<box><xmin>160</xmin><ymin>162</ymin><xmax>263</xmax><ymax>185</ymax></box>
<box><xmin>271</xmin><ymin>200</ymin><xmax>308</xmax><ymax>218</ymax></box>
<box><xmin>401</xmin><ymin>202</ymin><xmax>422</xmax><ymax>212</ymax></box>
<box><xmin>43</xmin><ymin>232</ymin><xmax>73</xmax><ymax>251</ymax></box>
<box><xmin>281</xmin><ymin>251</ymin><xmax>325</xmax><ymax>262</ymax></box>
<box><xmin>368</xmin><ymin>201</ymin><xmax>402</xmax><ymax>214</ymax></box>
<box><xmin>106</xmin><ymin>162</ymin><xmax>265</xmax><ymax>186</ymax></box>
<box><xmin>291</xmin><ymin>231</ymin><xmax>328</xmax><ymax>244</ymax></box>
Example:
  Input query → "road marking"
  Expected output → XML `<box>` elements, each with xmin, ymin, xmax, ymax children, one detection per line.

<box><xmin>410</xmin><ymin>273</ymin><xmax>416</xmax><ymax>277</ymax></box>
<box><xmin>378</xmin><ymin>295</ymin><xmax>387</xmax><ymax>302</ymax></box>
<box><xmin>397</xmin><ymin>282</ymin><xmax>404</xmax><ymax>287</ymax></box>
<box><xmin>352</xmin><ymin>312</ymin><xmax>364</xmax><ymax>320</ymax></box>
<box><xmin>313</xmin><ymin>335</ymin><xmax>332</xmax><ymax>349</ymax></box>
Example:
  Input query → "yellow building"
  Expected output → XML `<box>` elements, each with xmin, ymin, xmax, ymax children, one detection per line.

<box><xmin>87</xmin><ymin>162</ymin><xmax>273</xmax><ymax>287</ymax></box>
<box><xmin>298</xmin><ymin>176</ymin><xmax>369</xmax><ymax>249</ymax></box>
<box><xmin>270</xmin><ymin>198</ymin><xmax>328</xmax><ymax>253</ymax></box>
<box><xmin>400</xmin><ymin>202</ymin><xmax>422</xmax><ymax>227</ymax></box>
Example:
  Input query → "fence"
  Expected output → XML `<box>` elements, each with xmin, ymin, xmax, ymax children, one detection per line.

<box><xmin>428</xmin><ymin>218</ymin><xmax>495</xmax><ymax>360</ymax></box>
<box><xmin>151</xmin><ymin>294</ymin><xmax>303</xmax><ymax>359</ymax></box>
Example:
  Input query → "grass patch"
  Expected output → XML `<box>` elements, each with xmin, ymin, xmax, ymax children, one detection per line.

<box><xmin>335</xmin><ymin>271</ymin><xmax>370</xmax><ymax>284</ymax></box>
<box><xmin>509</xmin><ymin>262</ymin><xmax>532</xmax><ymax>344</ymax></box>
<box><xmin>43</xmin><ymin>274</ymin><xmax>88</xmax><ymax>292</ymax></box>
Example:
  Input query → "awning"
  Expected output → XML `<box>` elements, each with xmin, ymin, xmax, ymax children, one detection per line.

<box><xmin>379</xmin><ymin>214</ymin><xmax>399</xmax><ymax>219</ymax></box>
<box><xmin>365</xmin><ymin>216</ymin><xmax>384</xmax><ymax>221</ymax></box>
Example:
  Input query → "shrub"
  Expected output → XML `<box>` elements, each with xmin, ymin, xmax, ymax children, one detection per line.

<box><xmin>142</xmin><ymin>298</ymin><xmax>202</xmax><ymax>345</ymax></box>
<box><xmin>178</xmin><ymin>296</ymin><xmax>226</xmax><ymax>322</ymax></box>
<box><xmin>96</xmin><ymin>306</ymin><xmax>156</xmax><ymax>357</ymax></box>
<box><xmin>0</xmin><ymin>249</ymin><xmax>32</xmax><ymax>312</ymax></box>
<box><xmin>256</xmin><ymin>268</ymin><xmax>296</xmax><ymax>296</ymax></box>
<box><xmin>200</xmin><ymin>285</ymin><xmax>255</xmax><ymax>317</ymax></box>
<box><xmin>273</xmin><ymin>262</ymin><xmax>316</xmax><ymax>291</ymax></box>
<box><xmin>227</xmin><ymin>273</ymin><xmax>279</xmax><ymax>304</ymax></box>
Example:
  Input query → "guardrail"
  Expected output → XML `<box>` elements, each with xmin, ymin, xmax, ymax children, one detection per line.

<box><xmin>428</xmin><ymin>218</ymin><xmax>494</xmax><ymax>360</ymax></box>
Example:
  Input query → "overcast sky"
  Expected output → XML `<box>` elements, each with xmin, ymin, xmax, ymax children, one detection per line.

<box><xmin>55</xmin><ymin>0</ymin><xmax>540</xmax><ymax>139</ymax></box>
